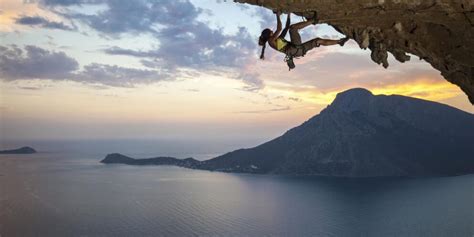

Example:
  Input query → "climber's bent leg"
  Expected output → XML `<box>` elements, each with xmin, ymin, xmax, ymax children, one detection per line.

<box><xmin>317</xmin><ymin>37</ymin><xmax>350</xmax><ymax>46</ymax></box>
<box><xmin>316</xmin><ymin>38</ymin><xmax>340</xmax><ymax>46</ymax></box>
<box><xmin>300</xmin><ymin>38</ymin><xmax>321</xmax><ymax>54</ymax></box>
<box><xmin>289</xmin><ymin>20</ymin><xmax>312</xmax><ymax>31</ymax></box>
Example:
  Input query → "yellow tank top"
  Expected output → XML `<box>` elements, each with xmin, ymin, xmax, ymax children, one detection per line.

<box><xmin>276</xmin><ymin>38</ymin><xmax>288</xmax><ymax>52</ymax></box>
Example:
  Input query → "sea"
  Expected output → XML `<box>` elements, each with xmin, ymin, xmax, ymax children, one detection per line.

<box><xmin>1</xmin><ymin>139</ymin><xmax>473</xmax><ymax>237</ymax></box>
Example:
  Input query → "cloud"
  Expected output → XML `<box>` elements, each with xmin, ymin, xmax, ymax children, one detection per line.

<box><xmin>0</xmin><ymin>44</ymin><xmax>78</xmax><ymax>80</ymax></box>
<box><xmin>237</xmin><ymin>71</ymin><xmax>264</xmax><ymax>91</ymax></box>
<box><xmin>288</xmin><ymin>97</ymin><xmax>301</xmax><ymax>102</ymax></box>
<box><xmin>99</xmin><ymin>17</ymin><xmax>257</xmax><ymax>69</ymax></box>
<box><xmin>15</xmin><ymin>15</ymin><xmax>75</xmax><ymax>30</ymax></box>
<box><xmin>234</xmin><ymin>106</ymin><xmax>291</xmax><ymax>114</ymax></box>
<box><xmin>251</xmin><ymin>7</ymin><xmax>274</xmax><ymax>29</ymax></box>
<box><xmin>0</xmin><ymin>45</ymin><xmax>168</xmax><ymax>87</ymax></box>
<box><xmin>75</xmin><ymin>63</ymin><xmax>170</xmax><ymax>87</ymax></box>
<box><xmin>39</xmin><ymin>0</ymin><xmax>103</xmax><ymax>6</ymax></box>
<box><xmin>259</xmin><ymin>48</ymin><xmax>443</xmax><ymax>92</ymax></box>
<box><xmin>67</xmin><ymin>1</ymin><xmax>166</xmax><ymax>35</ymax></box>
<box><xmin>39</xmin><ymin>0</ymin><xmax>263</xmax><ymax>90</ymax></box>
<box><xmin>250</xmin><ymin>39</ymin><xmax>464</xmax><ymax>105</ymax></box>
<box><xmin>18</xmin><ymin>86</ymin><xmax>42</xmax><ymax>90</ymax></box>
<box><xmin>50</xmin><ymin>0</ymin><xmax>204</xmax><ymax>36</ymax></box>
<box><xmin>306</xmin><ymin>52</ymin><xmax>445</xmax><ymax>90</ymax></box>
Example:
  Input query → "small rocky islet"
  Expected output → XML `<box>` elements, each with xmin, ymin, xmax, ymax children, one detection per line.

<box><xmin>0</xmin><ymin>146</ymin><xmax>37</xmax><ymax>154</ymax></box>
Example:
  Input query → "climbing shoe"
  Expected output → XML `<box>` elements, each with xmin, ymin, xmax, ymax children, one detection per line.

<box><xmin>286</xmin><ymin>57</ymin><xmax>296</xmax><ymax>71</ymax></box>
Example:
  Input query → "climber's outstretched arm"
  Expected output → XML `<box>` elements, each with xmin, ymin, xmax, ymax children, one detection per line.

<box><xmin>279</xmin><ymin>13</ymin><xmax>291</xmax><ymax>39</ymax></box>
<box><xmin>270</xmin><ymin>11</ymin><xmax>282</xmax><ymax>42</ymax></box>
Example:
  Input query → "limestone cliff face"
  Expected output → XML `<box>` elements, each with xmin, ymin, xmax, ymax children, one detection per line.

<box><xmin>235</xmin><ymin>0</ymin><xmax>474</xmax><ymax>103</ymax></box>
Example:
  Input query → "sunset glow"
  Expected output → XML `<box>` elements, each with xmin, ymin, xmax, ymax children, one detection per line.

<box><xmin>1</xmin><ymin>0</ymin><xmax>472</xmax><ymax>141</ymax></box>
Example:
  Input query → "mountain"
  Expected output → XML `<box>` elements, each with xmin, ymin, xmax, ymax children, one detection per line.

<box><xmin>102</xmin><ymin>88</ymin><xmax>474</xmax><ymax>177</ymax></box>
<box><xmin>0</xmin><ymin>146</ymin><xmax>37</xmax><ymax>154</ymax></box>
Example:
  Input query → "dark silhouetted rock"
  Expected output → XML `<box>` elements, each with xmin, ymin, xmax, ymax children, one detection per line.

<box><xmin>102</xmin><ymin>88</ymin><xmax>474</xmax><ymax>177</ymax></box>
<box><xmin>202</xmin><ymin>88</ymin><xmax>474</xmax><ymax>176</ymax></box>
<box><xmin>101</xmin><ymin>153</ymin><xmax>200</xmax><ymax>168</ymax></box>
<box><xmin>0</xmin><ymin>146</ymin><xmax>37</xmax><ymax>154</ymax></box>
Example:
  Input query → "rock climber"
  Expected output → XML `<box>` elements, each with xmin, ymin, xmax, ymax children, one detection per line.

<box><xmin>258</xmin><ymin>11</ymin><xmax>349</xmax><ymax>70</ymax></box>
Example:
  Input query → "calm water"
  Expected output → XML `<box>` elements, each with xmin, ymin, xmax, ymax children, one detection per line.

<box><xmin>0</xmin><ymin>140</ymin><xmax>473</xmax><ymax>236</ymax></box>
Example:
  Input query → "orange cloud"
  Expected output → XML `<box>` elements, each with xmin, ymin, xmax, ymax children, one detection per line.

<box><xmin>0</xmin><ymin>0</ymin><xmax>60</xmax><ymax>31</ymax></box>
<box><xmin>370</xmin><ymin>79</ymin><xmax>461</xmax><ymax>101</ymax></box>
<box><xmin>267</xmin><ymin>77</ymin><xmax>463</xmax><ymax>106</ymax></box>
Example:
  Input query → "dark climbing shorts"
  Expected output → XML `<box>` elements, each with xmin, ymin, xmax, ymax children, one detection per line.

<box><xmin>286</xmin><ymin>28</ymin><xmax>320</xmax><ymax>57</ymax></box>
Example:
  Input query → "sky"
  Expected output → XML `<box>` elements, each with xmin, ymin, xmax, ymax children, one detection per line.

<box><xmin>1</xmin><ymin>0</ymin><xmax>473</xmax><ymax>143</ymax></box>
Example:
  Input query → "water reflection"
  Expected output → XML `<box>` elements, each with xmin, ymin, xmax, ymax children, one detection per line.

<box><xmin>1</xmin><ymin>153</ymin><xmax>473</xmax><ymax>236</ymax></box>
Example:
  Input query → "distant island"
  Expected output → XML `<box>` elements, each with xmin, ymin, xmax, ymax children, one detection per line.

<box><xmin>0</xmin><ymin>146</ymin><xmax>37</xmax><ymax>154</ymax></box>
<box><xmin>102</xmin><ymin>153</ymin><xmax>200</xmax><ymax>167</ymax></box>
<box><xmin>101</xmin><ymin>88</ymin><xmax>474</xmax><ymax>177</ymax></box>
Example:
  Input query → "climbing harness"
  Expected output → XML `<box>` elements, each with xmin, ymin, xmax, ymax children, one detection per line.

<box><xmin>284</xmin><ymin>45</ymin><xmax>304</xmax><ymax>71</ymax></box>
<box><xmin>284</xmin><ymin>42</ymin><xmax>319</xmax><ymax>71</ymax></box>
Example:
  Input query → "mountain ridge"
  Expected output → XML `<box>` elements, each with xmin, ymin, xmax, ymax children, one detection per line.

<box><xmin>101</xmin><ymin>88</ymin><xmax>474</xmax><ymax>177</ymax></box>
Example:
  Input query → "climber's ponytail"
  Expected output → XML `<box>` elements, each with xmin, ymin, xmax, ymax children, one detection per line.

<box><xmin>259</xmin><ymin>28</ymin><xmax>272</xmax><ymax>60</ymax></box>
<box><xmin>259</xmin><ymin>37</ymin><xmax>267</xmax><ymax>60</ymax></box>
